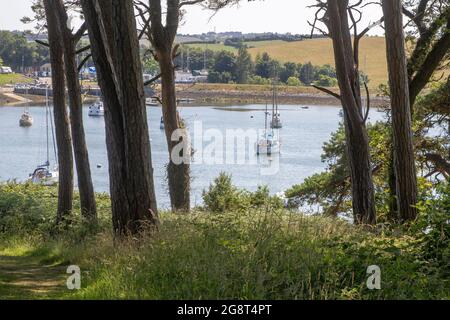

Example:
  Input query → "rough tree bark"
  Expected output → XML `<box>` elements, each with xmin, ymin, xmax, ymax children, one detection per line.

<box><xmin>54</xmin><ymin>0</ymin><xmax>97</xmax><ymax>220</ymax></box>
<box><xmin>327</xmin><ymin>0</ymin><xmax>377</xmax><ymax>224</ymax></box>
<box><xmin>43</xmin><ymin>0</ymin><xmax>74</xmax><ymax>223</ymax></box>
<box><xmin>81</xmin><ymin>0</ymin><xmax>158</xmax><ymax>235</ymax></box>
<box><xmin>146</xmin><ymin>0</ymin><xmax>191</xmax><ymax>212</ymax></box>
<box><xmin>382</xmin><ymin>0</ymin><xmax>418</xmax><ymax>222</ymax></box>
<box><xmin>387</xmin><ymin>2</ymin><xmax>449</xmax><ymax>219</ymax></box>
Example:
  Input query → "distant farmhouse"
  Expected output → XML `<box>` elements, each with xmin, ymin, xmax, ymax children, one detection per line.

<box><xmin>38</xmin><ymin>63</ymin><xmax>52</xmax><ymax>77</ymax></box>
<box><xmin>40</xmin><ymin>63</ymin><xmax>51</xmax><ymax>73</ymax></box>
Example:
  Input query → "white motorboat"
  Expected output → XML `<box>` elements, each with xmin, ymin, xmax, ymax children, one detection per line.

<box><xmin>146</xmin><ymin>98</ymin><xmax>160</xmax><ymax>106</ymax></box>
<box><xmin>89</xmin><ymin>100</ymin><xmax>105</xmax><ymax>116</ymax></box>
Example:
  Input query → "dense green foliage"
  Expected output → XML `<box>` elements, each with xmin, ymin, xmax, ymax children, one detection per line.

<box><xmin>0</xmin><ymin>182</ymin><xmax>448</xmax><ymax>300</ymax></box>
<box><xmin>286</xmin><ymin>78</ymin><xmax>450</xmax><ymax>221</ymax></box>
<box><xmin>202</xmin><ymin>173</ymin><xmax>284</xmax><ymax>213</ymax></box>
<box><xmin>174</xmin><ymin>45</ymin><xmax>339</xmax><ymax>86</ymax></box>
<box><xmin>0</xmin><ymin>31</ymin><xmax>49</xmax><ymax>71</ymax></box>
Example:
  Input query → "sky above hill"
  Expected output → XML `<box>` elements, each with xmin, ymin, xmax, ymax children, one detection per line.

<box><xmin>0</xmin><ymin>0</ymin><xmax>384</xmax><ymax>36</ymax></box>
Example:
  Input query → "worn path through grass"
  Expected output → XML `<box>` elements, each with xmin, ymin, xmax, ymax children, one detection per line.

<box><xmin>0</xmin><ymin>254</ymin><xmax>68</xmax><ymax>300</ymax></box>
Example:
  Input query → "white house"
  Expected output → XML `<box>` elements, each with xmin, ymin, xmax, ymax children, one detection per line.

<box><xmin>40</xmin><ymin>63</ymin><xmax>52</xmax><ymax>73</ymax></box>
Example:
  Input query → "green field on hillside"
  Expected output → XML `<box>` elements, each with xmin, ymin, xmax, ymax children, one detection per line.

<box><xmin>185</xmin><ymin>37</ymin><xmax>389</xmax><ymax>88</ymax></box>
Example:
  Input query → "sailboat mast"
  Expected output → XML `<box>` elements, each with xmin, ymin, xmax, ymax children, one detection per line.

<box><xmin>265</xmin><ymin>102</ymin><xmax>268</xmax><ymax>135</ymax></box>
<box><xmin>275</xmin><ymin>82</ymin><xmax>278</xmax><ymax>115</ymax></box>
<box><xmin>272</xmin><ymin>81</ymin><xmax>275</xmax><ymax>124</ymax></box>
<box><xmin>25</xmin><ymin>87</ymin><xmax>28</xmax><ymax>113</ymax></box>
<box><xmin>46</xmin><ymin>87</ymin><xmax>50</xmax><ymax>167</ymax></box>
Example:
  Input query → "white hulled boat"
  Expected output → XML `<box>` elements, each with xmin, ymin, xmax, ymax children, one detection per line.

<box><xmin>270</xmin><ymin>82</ymin><xmax>283</xmax><ymax>129</ymax></box>
<box><xmin>146</xmin><ymin>98</ymin><xmax>160</xmax><ymax>106</ymax></box>
<box><xmin>19</xmin><ymin>112</ymin><xmax>33</xmax><ymax>127</ymax></box>
<box><xmin>257</xmin><ymin>103</ymin><xmax>281</xmax><ymax>155</ymax></box>
<box><xmin>19</xmin><ymin>87</ymin><xmax>33</xmax><ymax>127</ymax></box>
<box><xmin>29</xmin><ymin>87</ymin><xmax>59</xmax><ymax>186</ymax></box>
<box><xmin>88</xmin><ymin>99</ymin><xmax>105</xmax><ymax>116</ymax></box>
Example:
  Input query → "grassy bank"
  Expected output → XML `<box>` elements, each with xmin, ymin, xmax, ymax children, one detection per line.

<box><xmin>0</xmin><ymin>74</ymin><xmax>33</xmax><ymax>86</ymax></box>
<box><xmin>0</xmin><ymin>183</ymin><xmax>448</xmax><ymax>300</ymax></box>
<box><xmin>183</xmin><ymin>83</ymin><xmax>339</xmax><ymax>94</ymax></box>
<box><xmin>173</xmin><ymin>83</ymin><xmax>389</xmax><ymax>106</ymax></box>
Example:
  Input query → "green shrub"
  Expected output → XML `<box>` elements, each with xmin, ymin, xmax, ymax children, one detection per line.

<box><xmin>0</xmin><ymin>182</ymin><xmax>111</xmax><ymax>242</ymax></box>
<box><xmin>414</xmin><ymin>180</ymin><xmax>450</xmax><ymax>274</ymax></box>
<box><xmin>286</xmin><ymin>76</ymin><xmax>302</xmax><ymax>86</ymax></box>
<box><xmin>202</xmin><ymin>173</ymin><xmax>284</xmax><ymax>213</ymax></box>
<box><xmin>248</xmin><ymin>75</ymin><xmax>271</xmax><ymax>85</ymax></box>
<box><xmin>0</xmin><ymin>182</ymin><xmax>56</xmax><ymax>236</ymax></box>
<box><xmin>313</xmin><ymin>74</ymin><xmax>338</xmax><ymax>87</ymax></box>
<box><xmin>202</xmin><ymin>173</ymin><xmax>246</xmax><ymax>213</ymax></box>
<box><xmin>248</xmin><ymin>185</ymin><xmax>284</xmax><ymax>209</ymax></box>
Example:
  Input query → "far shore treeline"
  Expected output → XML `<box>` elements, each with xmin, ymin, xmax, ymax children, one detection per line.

<box><xmin>0</xmin><ymin>29</ymin><xmax>346</xmax><ymax>88</ymax></box>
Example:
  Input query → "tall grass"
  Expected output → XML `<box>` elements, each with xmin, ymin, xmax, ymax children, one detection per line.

<box><xmin>0</xmin><ymin>182</ymin><xmax>449</xmax><ymax>300</ymax></box>
<box><xmin>70</xmin><ymin>211</ymin><xmax>448</xmax><ymax>300</ymax></box>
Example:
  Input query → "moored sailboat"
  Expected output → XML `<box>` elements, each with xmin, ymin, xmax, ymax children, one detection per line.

<box><xmin>19</xmin><ymin>87</ymin><xmax>33</xmax><ymax>127</ymax></box>
<box><xmin>29</xmin><ymin>87</ymin><xmax>59</xmax><ymax>186</ymax></box>
<box><xmin>257</xmin><ymin>103</ymin><xmax>281</xmax><ymax>155</ymax></box>
<box><xmin>19</xmin><ymin>112</ymin><xmax>33</xmax><ymax>127</ymax></box>
<box><xmin>270</xmin><ymin>82</ymin><xmax>283</xmax><ymax>129</ymax></box>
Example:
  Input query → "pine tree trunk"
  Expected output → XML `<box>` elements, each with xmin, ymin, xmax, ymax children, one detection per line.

<box><xmin>55</xmin><ymin>0</ymin><xmax>97</xmax><ymax>220</ymax></box>
<box><xmin>81</xmin><ymin>0</ymin><xmax>158</xmax><ymax>235</ymax></box>
<box><xmin>387</xmin><ymin>144</ymin><xmax>399</xmax><ymax>221</ymax></box>
<box><xmin>327</xmin><ymin>0</ymin><xmax>376</xmax><ymax>224</ymax></box>
<box><xmin>43</xmin><ymin>0</ymin><xmax>74</xmax><ymax>223</ymax></box>
<box><xmin>382</xmin><ymin>0</ymin><xmax>418</xmax><ymax>222</ymax></box>
<box><xmin>148</xmin><ymin>0</ymin><xmax>191</xmax><ymax>212</ymax></box>
<box><xmin>159</xmin><ymin>52</ymin><xmax>191</xmax><ymax>212</ymax></box>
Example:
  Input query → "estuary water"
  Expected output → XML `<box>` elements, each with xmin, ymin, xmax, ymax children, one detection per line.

<box><xmin>0</xmin><ymin>104</ymin><xmax>385</xmax><ymax>209</ymax></box>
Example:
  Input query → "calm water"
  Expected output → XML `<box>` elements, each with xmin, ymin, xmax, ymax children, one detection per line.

<box><xmin>0</xmin><ymin>104</ymin><xmax>385</xmax><ymax>209</ymax></box>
